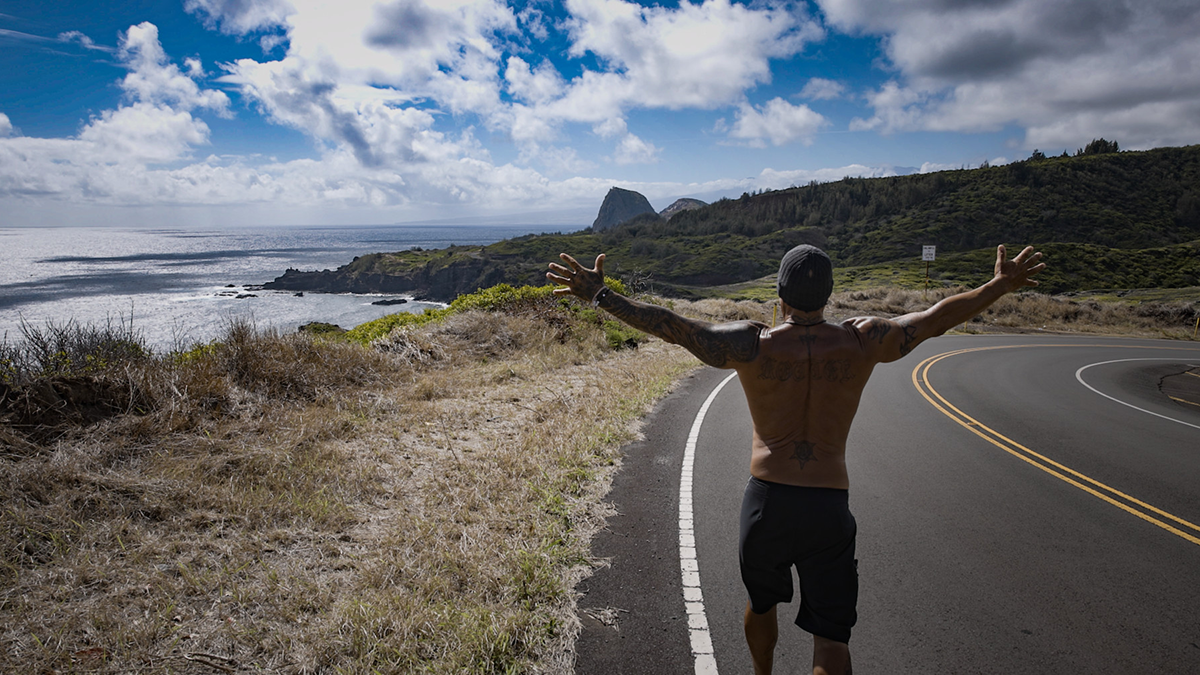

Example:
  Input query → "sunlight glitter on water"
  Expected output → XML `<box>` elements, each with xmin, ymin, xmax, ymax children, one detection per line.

<box><xmin>0</xmin><ymin>224</ymin><xmax>572</xmax><ymax>349</ymax></box>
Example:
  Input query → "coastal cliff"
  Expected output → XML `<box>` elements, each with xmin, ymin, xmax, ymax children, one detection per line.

<box><xmin>263</xmin><ymin>246</ymin><xmax>550</xmax><ymax>302</ymax></box>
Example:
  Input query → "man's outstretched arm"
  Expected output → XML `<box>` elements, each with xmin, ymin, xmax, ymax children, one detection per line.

<box><xmin>547</xmin><ymin>253</ymin><xmax>764</xmax><ymax>368</ymax></box>
<box><xmin>854</xmin><ymin>244</ymin><xmax>1046</xmax><ymax>363</ymax></box>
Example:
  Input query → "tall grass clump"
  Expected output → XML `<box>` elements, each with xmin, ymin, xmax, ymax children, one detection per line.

<box><xmin>0</xmin><ymin>282</ymin><xmax>726</xmax><ymax>673</ymax></box>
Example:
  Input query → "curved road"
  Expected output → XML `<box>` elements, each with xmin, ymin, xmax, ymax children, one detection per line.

<box><xmin>576</xmin><ymin>334</ymin><xmax>1200</xmax><ymax>674</ymax></box>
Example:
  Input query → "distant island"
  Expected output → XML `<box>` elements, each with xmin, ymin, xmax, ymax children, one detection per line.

<box><xmin>265</xmin><ymin>142</ymin><xmax>1200</xmax><ymax>301</ymax></box>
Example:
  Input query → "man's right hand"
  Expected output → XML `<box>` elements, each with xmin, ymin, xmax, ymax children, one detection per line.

<box><xmin>993</xmin><ymin>244</ymin><xmax>1046</xmax><ymax>292</ymax></box>
<box><xmin>855</xmin><ymin>243</ymin><xmax>1047</xmax><ymax>364</ymax></box>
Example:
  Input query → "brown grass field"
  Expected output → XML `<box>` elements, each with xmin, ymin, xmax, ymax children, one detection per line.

<box><xmin>0</xmin><ymin>287</ymin><xmax>1195</xmax><ymax>673</ymax></box>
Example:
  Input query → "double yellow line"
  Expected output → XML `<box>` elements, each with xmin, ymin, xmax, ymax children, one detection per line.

<box><xmin>912</xmin><ymin>345</ymin><xmax>1200</xmax><ymax>547</ymax></box>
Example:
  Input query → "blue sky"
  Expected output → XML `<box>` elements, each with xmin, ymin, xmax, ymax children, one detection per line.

<box><xmin>1</xmin><ymin>0</ymin><xmax>1198</xmax><ymax>228</ymax></box>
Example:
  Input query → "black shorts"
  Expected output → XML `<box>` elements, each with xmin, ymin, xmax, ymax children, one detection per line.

<box><xmin>739</xmin><ymin>476</ymin><xmax>858</xmax><ymax>644</ymax></box>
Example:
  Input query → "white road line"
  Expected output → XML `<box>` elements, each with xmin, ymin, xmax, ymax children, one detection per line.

<box><xmin>680</xmin><ymin>371</ymin><xmax>739</xmax><ymax>675</ymax></box>
<box><xmin>1075</xmin><ymin>358</ymin><xmax>1200</xmax><ymax>431</ymax></box>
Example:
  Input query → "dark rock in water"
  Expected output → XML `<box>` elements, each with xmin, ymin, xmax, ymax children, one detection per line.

<box><xmin>299</xmin><ymin>322</ymin><xmax>346</xmax><ymax>336</ymax></box>
<box><xmin>225</xmin><ymin>284</ymin><xmax>236</xmax><ymax>288</ymax></box>
<box><xmin>659</xmin><ymin>197</ymin><xmax>707</xmax><ymax>220</ymax></box>
<box><xmin>371</xmin><ymin>298</ymin><xmax>408</xmax><ymax>306</ymax></box>
<box><xmin>236</xmin><ymin>294</ymin><xmax>257</xmax><ymax>299</ymax></box>
<box><xmin>294</xmin><ymin>292</ymin><xmax>304</xmax><ymax>297</ymax></box>
<box><xmin>592</xmin><ymin>187</ymin><xmax>657</xmax><ymax>231</ymax></box>
<box><xmin>215</xmin><ymin>291</ymin><xmax>237</xmax><ymax>297</ymax></box>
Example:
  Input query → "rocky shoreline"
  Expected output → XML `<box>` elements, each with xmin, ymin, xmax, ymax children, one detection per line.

<box><xmin>262</xmin><ymin>249</ymin><xmax>535</xmax><ymax>302</ymax></box>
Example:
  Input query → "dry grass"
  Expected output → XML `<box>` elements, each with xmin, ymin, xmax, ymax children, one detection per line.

<box><xmin>0</xmin><ymin>295</ymin><xmax>718</xmax><ymax>674</ymax></box>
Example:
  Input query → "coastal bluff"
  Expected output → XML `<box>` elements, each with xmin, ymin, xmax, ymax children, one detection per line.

<box><xmin>263</xmin><ymin>249</ymin><xmax>519</xmax><ymax>302</ymax></box>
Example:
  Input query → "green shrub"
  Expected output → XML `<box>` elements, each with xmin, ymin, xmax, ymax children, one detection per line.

<box><xmin>602</xmin><ymin>321</ymin><xmax>644</xmax><ymax>350</ymax></box>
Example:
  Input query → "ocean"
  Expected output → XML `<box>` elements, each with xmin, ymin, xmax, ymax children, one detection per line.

<box><xmin>0</xmin><ymin>224</ymin><xmax>573</xmax><ymax>350</ymax></box>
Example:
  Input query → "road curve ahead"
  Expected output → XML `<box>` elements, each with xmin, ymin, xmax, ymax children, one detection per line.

<box><xmin>577</xmin><ymin>334</ymin><xmax>1200</xmax><ymax>674</ymax></box>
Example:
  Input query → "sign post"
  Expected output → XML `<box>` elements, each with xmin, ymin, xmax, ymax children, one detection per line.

<box><xmin>921</xmin><ymin>245</ymin><xmax>936</xmax><ymax>295</ymax></box>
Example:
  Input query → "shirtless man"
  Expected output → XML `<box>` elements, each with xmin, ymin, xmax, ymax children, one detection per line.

<box><xmin>547</xmin><ymin>243</ymin><xmax>1045</xmax><ymax>675</ymax></box>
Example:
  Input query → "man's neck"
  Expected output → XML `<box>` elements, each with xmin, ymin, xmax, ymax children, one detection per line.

<box><xmin>783</xmin><ymin>309</ymin><xmax>826</xmax><ymax>326</ymax></box>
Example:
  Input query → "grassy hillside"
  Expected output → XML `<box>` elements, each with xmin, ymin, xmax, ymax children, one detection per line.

<box><xmin>273</xmin><ymin>144</ymin><xmax>1200</xmax><ymax>299</ymax></box>
<box><xmin>641</xmin><ymin>144</ymin><xmax>1200</xmax><ymax>267</ymax></box>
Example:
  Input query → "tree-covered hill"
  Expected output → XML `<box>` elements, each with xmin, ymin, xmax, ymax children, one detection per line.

<box><xmin>608</xmin><ymin>143</ymin><xmax>1200</xmax><ymax>266</ymax></box>
<box><xmin>265</xmin><ymin>143</ymin><xmax>1200</xmax><ymax>300</ymax></box>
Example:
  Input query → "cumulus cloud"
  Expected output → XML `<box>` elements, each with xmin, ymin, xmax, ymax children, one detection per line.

<box><xmin>554</xmin><ymin>0</ymin><xmax>822</xmax><ymax>115</ymax></box>
<box><xmin>799</xmin><ymin>77</ymin><xmax>845</xmax><ymax>101</ymax></box>
<box><xmin>0</xmin><ymin>20</ymin><xmax>235</xmax><ymax>203</ymax></box>
<box><xmin>504</xmin><ymin>56</ymin><xmax>565</xmax><ymax>105</ymax></box>
<box><xmin>819</xmin><ymin>0</ymin><xmax>1200</xmax><ymax>149</ymax></box>
<box><xmin>184</xmin><ymin>0</ymin><xmax>295</xmax><ymax>34</ymax></box>
<box><xmin>730</xmin><ymin>98</ymin><xmax>828</xmax><ymax>147</ymax></box>
<box><xmin>78</xmin><ymin>104</ymin><xmax>212</xmax><ymax>164</ymax></box>
<box><xmin>0</xmin><ymin>113</ymin><xmax>11</xmax><ymax>138</ymax></box>
<box><xmin>119</xmin><ymin>22</ymin><xmax>231</xmax><ymax>115</ymax></box>
<box><xmin>208</xmin><ymin>0</ymin><xmax>824</xmax><ymax>174</ymax></box>
<box><xmin>611</xmin><ymin>132</ymin><xmax>660</xmax><ymax>165</ymax></box>
<box><xmin>0</xmin><ymin>1</ymin><xmax>855</xmax><ymax>221</ymax></box>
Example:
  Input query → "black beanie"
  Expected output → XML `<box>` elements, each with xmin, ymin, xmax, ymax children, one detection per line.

<box><xmin>777</xmin><ymin>245</ymin><xmax>833</xmax><ymax>311</ymax></box>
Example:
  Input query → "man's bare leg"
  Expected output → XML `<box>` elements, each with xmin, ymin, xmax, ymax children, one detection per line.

<box><xmin>812</xmin><ymin>635</ymin><xmax>851</xmax><ymax>675</ymax></box>
<box><xmin>744</xmin><ymin>602</ymin><xmax>778</xmax><ymax>675</ymax></box>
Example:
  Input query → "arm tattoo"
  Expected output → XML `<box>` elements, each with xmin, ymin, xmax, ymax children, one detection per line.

<box><xmin>790</xmin><ymin>440</ymin><xmax>818</xmax><ymax>469</ymax></box>
<box><xmin>897</xmin><ymin>319</ymin><xmax>919</xmax><ymax>356</ymax></box>
<box><xmin>864</xmin><ymin>319</ymin><xmax>891</xmax><ymax>344</ymax></box>
<box><xmin>598</xmin><ymin>292</ymin><xmax>760</xmax><ymax>367</ymax></box>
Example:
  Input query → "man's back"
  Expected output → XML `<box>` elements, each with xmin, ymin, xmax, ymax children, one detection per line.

<box><xmin>736</xmin><ymin>319</ymin><xmax>879</xmax><ymax>490</ymax></box>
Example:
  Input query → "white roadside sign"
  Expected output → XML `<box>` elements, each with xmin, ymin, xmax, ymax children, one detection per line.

<box><xmin>922</xmin><ymin>245</ymin><xmax>936</xmax><ymax>261</ymax></box>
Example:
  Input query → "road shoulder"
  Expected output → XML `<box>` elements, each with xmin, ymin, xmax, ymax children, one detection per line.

<box><xmin>573</xmin><ymin>366</ymin><xmax>729</xmax><ymax>674</ymax></box>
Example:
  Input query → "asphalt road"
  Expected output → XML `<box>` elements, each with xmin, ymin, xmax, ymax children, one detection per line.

<box><xmin>576</xmin><ymin>334</ymin><xmax>1200</xmax><ymax>674</ymax></box>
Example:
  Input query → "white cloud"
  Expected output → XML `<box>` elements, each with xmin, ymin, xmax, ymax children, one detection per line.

<box><xmin>592</xmin><ymin>117</ymin><xmax>627</xmax><ymax>139</ymax></box>
<box><xmin>0</xmin><ymin>22</ymin><xmax>234</xmax><ymax>197</ymax></box>
<box><xmin>119</xmin><ymin>22</ymin><xmax>231</xmax><ymax>115</ymax></box>
<box><xmin>754</xmin><ymin>163</ymin><xmax>903</xmax><ymax>190</ymax></box>
<box><xmin>184</xmin><ymin>0</ymin><xmax>295</xmax><ymax>34</ymax></box>
<box><xmin>849</xmin><ymin>80</ymin><xmax>925</xmax><ymax>132</ymax></box>
<box><xmin>0</xmin><ymin>113</ymin><xmax>11</xmax><ymax>138</ymax></box>
<box><xmin>78</xmin><ymin>104</ymin><xmax>212</xmax><ymax>164</ymax></box>
<box><xmin>611</xmin><ymin>132</ymin><xmax>660</xmax><ymax>165</ymax></box>
<box><xmin>588</xmin><ymin>117</ymin><xmax>658</xmax><ymax>164</ymax></box>
<box><xmin>0</xmin><ymin>2</ymin><xmax>843</xmax><ymax>221</ymax></box>
<box><xmin>816</xmin><ymin>0</ymin><xmax>1200</xmax><ymax>149</ymax></box>
<box><xmin>534</xmin><ymin>146</ymin><xmax>595</xmax><ymax>175</ymax></box>
<box><xmin>730</xmin><ymin>98</ymin><xmax>828</xmax><ymax>147</ymax></box>
<box><xmin>184</xmin><ymin>57</ymin><xmax>205</xmax><ymax>78</ymax></box>
<box><xmin>558</xmin><ymin>0</ymin><xmax>822</xmax><ymax>112</ymax></box>
<box><xmin>57</xmin><ymin>30</ymin><xmax>114</xmax><ymax>53</ymax></box>
<box><xmin>799</xmin><ymin>77</ymin><xmax>845</xmax><ymax>101</ymax></box>
<box><xmin>918</xmin><ymin>161</ymin><xmax>957</xmax><ymax>174</ymax></box>
<box><xmin>190</xmin><ymin>0</ymin><xmax>826</xmax><ymax>174</ymax></box>
<box><xmin>504</xmin><ymin>56</ymin><xmax>565</xmax><ymax>105</ymax></box>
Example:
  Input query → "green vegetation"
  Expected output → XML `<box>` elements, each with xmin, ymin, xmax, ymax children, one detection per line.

<box><xmin>311</xmin><ymin>143</ymin><xmax>1200</xmax><ymax>300</ymax></box>
<box><xmin>344</xmin><ymin>277</ymin><xmax>632</xmax><ymax>345</ymax></box>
